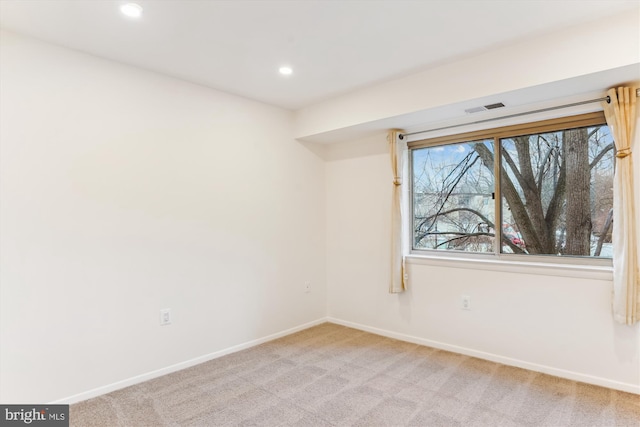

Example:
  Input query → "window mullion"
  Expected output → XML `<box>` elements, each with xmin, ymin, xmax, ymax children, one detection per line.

<box><xmin>493</xmin><ymin>136</ymin><xmax>502</xmax><ymax>255</ymax></box>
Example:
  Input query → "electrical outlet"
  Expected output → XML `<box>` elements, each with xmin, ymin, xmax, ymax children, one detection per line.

<box><xmin>461</xmin><ymin>295</ymin><xmax>471</xmax><ymax>310</ymax></box>
<box><xmin>304</xmin><ymin>281</ymin><xmax>311</xmax><ymax>293</ymax></box>
<box><xmin>160</xmin><ymin>308</ymin><xmax>172</xmax><ymax>325</ymax></box>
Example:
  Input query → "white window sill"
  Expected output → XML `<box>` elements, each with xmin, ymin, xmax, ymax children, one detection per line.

<box><xmin>406</xmin><ymin>253</ymin><xmax>613</xmax><ymax>281</ymax></box>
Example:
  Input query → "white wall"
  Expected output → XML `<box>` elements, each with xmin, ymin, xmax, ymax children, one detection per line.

<box><xmin>0</xmin><ymin>31</ymin><xmax>326</xmax><ymax>403</ymax></box>
<box><xmin>325</xmin><ymin>132</ymin><xmax>640</xmax><ymax>393</ymax></box>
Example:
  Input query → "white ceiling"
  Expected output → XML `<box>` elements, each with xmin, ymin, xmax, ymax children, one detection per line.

<box><xmin>0</xmin><ymin>0</ymin><xmax>638</xmax><ymax>110</ymax></box>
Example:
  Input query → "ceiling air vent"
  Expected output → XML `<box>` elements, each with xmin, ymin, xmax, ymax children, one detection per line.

<box><xmin>464</xmin><ymin>102</ymin><xmax>506</xmax><ymax>114</ymax></box>
<box><xmin>484</xmin><ymin>102</ymin><xmax>505</xmax><ymax>110</ymax></box>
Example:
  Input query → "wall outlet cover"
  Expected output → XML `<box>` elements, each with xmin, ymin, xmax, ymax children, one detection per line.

<box><xmin>160</xmin><ymin>308</ymin><xmax>172</xmax><ymax>325</ymax></box>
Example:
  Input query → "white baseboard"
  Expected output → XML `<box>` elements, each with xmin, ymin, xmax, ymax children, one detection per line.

<box><xmin>53</xmin><ymin>315</ymin><xmax>638</xmax><ymax>403</ymax></box>
<box><xmin>52</xmin><ymin>317</ymin><xmax>329</xmax><ymax>404</ymax></box>
<box><xmin>327</xmin><ymin>317</ymin><xmax>640</xmax><ymax>395</ymax></box>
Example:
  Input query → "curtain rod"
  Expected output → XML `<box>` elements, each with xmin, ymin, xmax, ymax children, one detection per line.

<box><xmin>399</xmin><ymin>88</ymin><xmax>640</xmax><ymax>140</ymax></box>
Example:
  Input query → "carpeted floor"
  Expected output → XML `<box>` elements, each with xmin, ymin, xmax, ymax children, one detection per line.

<box><xmin>70</xmin><ymin>323</ymin><xmax>640</xmax><ymax>426</ymax></box>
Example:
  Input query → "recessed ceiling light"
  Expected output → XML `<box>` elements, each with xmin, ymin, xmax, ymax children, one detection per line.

<box><xmin>278</xmin><ymin>66</ymin><xmax>293</xmax><ymax>76</ymax></box>
<box><xmin>120</xmin><ymin>3</ymin><xmax>143</xmax><ymax>18</ymax></box>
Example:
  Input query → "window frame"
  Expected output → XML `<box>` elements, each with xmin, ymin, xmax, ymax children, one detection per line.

<box><xmin>408</xmin><ymin>111</ymin><xmax>612</xmax><ymax>269</ymax></box>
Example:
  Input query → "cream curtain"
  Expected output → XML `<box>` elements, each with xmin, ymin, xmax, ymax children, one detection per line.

<box><xmin>388</xmin><ymin>130</ymin><xmax>407</xmax><ymax>293</ymax></box>
<box><xmin>603</xmin><ymin>86</ymin><xmax>639</xmax><ymax>325</ymax></box>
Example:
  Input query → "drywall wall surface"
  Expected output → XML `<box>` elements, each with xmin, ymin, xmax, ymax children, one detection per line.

<box><xmin>0</xmin><ymin>31</ymin><xmax>326</xmax><ymax>403</ymax></box>
<box><xmin>296</xmin><ymin>10</ymin><xmax>640</xmax><ymax>139</ymax></box>
<box><xmin>325</xmin><ymin>134</ymin><xmax>640</xmax><ymax>393</ymax></box>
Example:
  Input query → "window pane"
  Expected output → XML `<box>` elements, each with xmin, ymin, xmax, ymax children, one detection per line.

<box><xmin>500</xmin><ymin>125</ymin><xmax>613</xmax><ymax>257</ymax></box>
<box><xmin>412</xmin><ymin>140</ymin><xmax>495</xmax><ymax>252</ymax></box>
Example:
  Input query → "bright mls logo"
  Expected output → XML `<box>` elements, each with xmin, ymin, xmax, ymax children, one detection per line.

<box><xmin>1</xmin><ymin>405</ymin><xmax>68</xmax><ymax>426</ymax></box>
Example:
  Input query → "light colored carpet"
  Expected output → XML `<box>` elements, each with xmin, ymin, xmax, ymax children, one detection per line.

<box><xmin>70</xmin><ymin>323</ymin><xmax>640</xmax><ymax>426</ymax></box>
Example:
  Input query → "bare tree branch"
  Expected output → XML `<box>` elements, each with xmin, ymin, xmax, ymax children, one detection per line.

<box><xmin>501</xmin><ymin>148</ymin><xmax>527</xmax><ymax>189</ymax></box>
<box><xmin>536</xmin><ymin>144</ymin><xmax>559</xmax><ymax>190</ymax></box>
<box><xmin>432</xmin><ymin>232</ymin><xmax>492</xmax><ymax>249</ymax></box>
<box><xmin>428</xmin><ymin>231</ymin><xmax>526</xmax><ymax>254</ymax></box>
<box><xmin>589</xmin><ymin>143</ymin><xmax>614</xmax><ymax>169</ymax></box>
<box><xmin>501</xmin><ymin>237</ymin><xmax>526</xmax><ymax>254</ymax></box>
<box><xmin>416</xmin><ymin>207</ymin><xmax>494</xmax><ymax>229</ymax></box>
<box><xmin>417</xmin><ymin>152</ymin><xmax>480</xmax><ymax>233</ymax></box>
<box><xmin>594</xmin><ymin>208</ymin><xmax>613</xmax><ymax>257</ymax></box>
